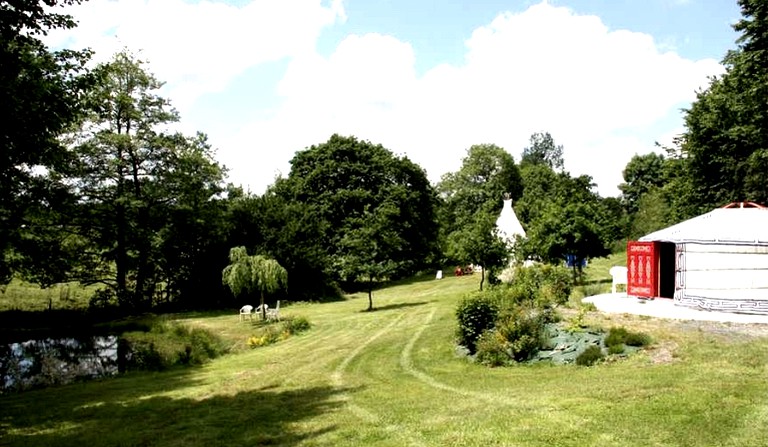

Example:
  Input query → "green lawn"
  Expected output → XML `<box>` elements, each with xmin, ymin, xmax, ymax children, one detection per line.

<box><xmin>0</xmin><ymin>278</ymin><xmax>96</xmax><ymax>312</ymax></box>
<box><xmin>583</xmin><ymin>251</ymin><xmax>626</xmax><ymax>283</ymax></box>
<box><xmin>2</xmin><ymin>270</ymin><xmax>768</xmax><ymax>446</ymax></box>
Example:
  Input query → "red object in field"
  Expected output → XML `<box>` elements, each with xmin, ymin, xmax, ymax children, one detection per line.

<box><xmin>627</xmin><ymin>241</ymin><xmax>658</xmax><ymax>298</ymax></box>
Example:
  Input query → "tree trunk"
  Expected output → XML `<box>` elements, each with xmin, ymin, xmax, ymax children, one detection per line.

<box><xmin>115</xmin><ymin>144</ymin><xmax>128</xmax><ymax>309</ymax></box>
<box><xmin>130</xmin><ymin>147</ymin><xmax>151</xmax><ymax>310</ymax></box>
<box><xmin>261</xmin><ymin>290</ymin><xmax>267</xmax><ymax>320</ymax></box>
<box><xmin>133</xmin><ymin>206</ymin><xmax>151</xmax><ymax>309</ymax></box>
<box><xmin>115</xmin><ymin>117</ymin><xmax>132</xmax><ymax>309</ymax></box>
<box><xmin>571</xmin><ymin>262</ymin><xmax>584</xmax><ymax>284</ymax></box>
<box><xmin>134</xmin><ymin>243</ymin><xmax>151</xmax><ymax>310</ymax></box>
<box><xmin>115</xmin><ymin>203</ymin><xmax>128</xmax><ymax>307</ymax></box>
<box><xmin>479</xmin><ymin>265</ymin><xmax>485</xmax><ymax>291</ymax></box>
<box><xmin>367</xmin><ymin>276</ymin><xmax>373</xmax><ymax>311</ymax></box>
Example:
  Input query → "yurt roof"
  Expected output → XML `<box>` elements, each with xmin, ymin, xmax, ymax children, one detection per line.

<box><xmin>639</xmin><ymin>206</ymin><xmax>768</xmax><ymax>246</ymax></box>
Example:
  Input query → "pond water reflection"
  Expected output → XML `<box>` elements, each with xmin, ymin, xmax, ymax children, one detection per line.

<box><xmin>0</xmin><ymin>336</ymin><xmax>120</xmax><ymax>392</ymax></box>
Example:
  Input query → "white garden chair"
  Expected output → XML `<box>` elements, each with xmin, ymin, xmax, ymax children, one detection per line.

<box><xmin>266</xmin><ymin>301</ymin><xmax>281</xmax><ymax>322</ymax></box>
<box><xmin>610</xmin><ymin>266</ymin><xmax>628</xmax><ymax>294</ymax></box>
<box><xmin>239</xmin><ymin>305</ymin><xmax>254</xmax><ymax>321</ymax></box>
<box><xmin>254</xmin><ymin>303</ymin><xmax>269</xmax><ymax>320</ymax></box>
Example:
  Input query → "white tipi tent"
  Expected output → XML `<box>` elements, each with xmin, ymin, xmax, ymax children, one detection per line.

<box><xmin>496</xmin><ymin>195</ymin><xmax>526</xmax><ymax>247</ymax></box>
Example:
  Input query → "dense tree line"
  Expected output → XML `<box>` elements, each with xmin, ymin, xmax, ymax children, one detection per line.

<box><xmin>4</xmin><ymin>0</ymin><xmax>768</xmax><ymax>313</ymax></box>
<box><xmin>439</xmin><ymin>133</ymin><xmax>623</xmax><ymax>283</ymax></box>
<box><xmin>1</xmin><ymin>0</ymin><xmax>95</xmax><ymax>285</ymax></box>
<box><xmin>247</xmin><ymin>135</ymin><xmax>441</xmax><ymax>308</ymax></box>
<box><xmin>0</xmin><ymin>0</ymin><xmax>628</xmax><ymax>311</ymax></box>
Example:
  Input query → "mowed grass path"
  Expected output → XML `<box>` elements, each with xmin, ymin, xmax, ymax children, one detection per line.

<box><xmin>2</xmin><ymin>273</ymin><xmax>768</xmax><ymax>446</ymax></box>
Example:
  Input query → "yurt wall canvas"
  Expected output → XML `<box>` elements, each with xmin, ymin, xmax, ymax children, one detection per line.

<box><xmin>674</xmin><ymin>243</ymin><xmax>768</xmax><ymax>313</ymax></box>
<box><xmin>637</xmin><ymin>207</ymin><xmax>768</xmax><ymax>315</ymax></box>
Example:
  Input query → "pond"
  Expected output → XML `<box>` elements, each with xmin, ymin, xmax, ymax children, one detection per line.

<box><xmin>0</xmin><ymin>335</ymin><xmax>125</xmax><ymax>393</ymax></box>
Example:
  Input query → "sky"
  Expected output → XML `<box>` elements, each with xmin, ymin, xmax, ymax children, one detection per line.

<box><xmin>46</xmin><ymin>0</ymin><xmax>743</xmax><ymax>198</ymax></box>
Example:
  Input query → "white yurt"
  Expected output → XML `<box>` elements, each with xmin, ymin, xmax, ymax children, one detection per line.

<box><xmin>637</xmin><ymin>202</ymin><xmax>768</xmax><ymax>314</ymax></box>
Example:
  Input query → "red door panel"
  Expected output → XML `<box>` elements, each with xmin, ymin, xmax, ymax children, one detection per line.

<box><xmin>627</xmin><ymin>241</ymin><xmax>658</xmax><ymax>298</ymax></box>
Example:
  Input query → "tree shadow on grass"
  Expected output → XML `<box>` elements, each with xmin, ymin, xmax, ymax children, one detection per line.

<box><xmin>172</xmin><ymin>308</ymin><xmax>243</xmax><ymax>321</ymax></box>
<box><xmin>362</xmin><ymin>301</ymin><xmax>431</xmax><ymax>313</ymax></box>
<box><xmin>1</xmin><ymin>367</ymin><xmax>352</xmax><ymax>447</ymax></box>
<box><xmin>385</xmin><ymin>271</ymin><xmax>443</xmax><ymax>288</ymax></box>
<box><xmin>341</xmin><ymin>272</ymin><xmax>443</xmax><ymax>297</ymax></box>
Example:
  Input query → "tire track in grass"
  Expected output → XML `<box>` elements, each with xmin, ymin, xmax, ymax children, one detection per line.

<box><xmin>400</xmin><ymin>308</ymin><xmax>530</xmax><ymax>408</ymax></box>
<box><xmin>331</xmin><ymin>312</ymin><xmax>426</xmax><ymax>446</ymax></box>
<box><xmin>277</xmin><ymin>319</ymin><xmax>387</xmax><ymax>383</ymax></box>
<box><xmin>255</xmin><ymin>312</ymin><xmax>388</xmax><ymax>364</ymax></box>
<box><xmin>331</xmin><ymin>313</ymin><xmax>405</xmax><ymax>405</ymax></box>
<box><xmin>254</xmin><ymin>304</ymin><xmax>418</xmax><ymax>387</ymax></box>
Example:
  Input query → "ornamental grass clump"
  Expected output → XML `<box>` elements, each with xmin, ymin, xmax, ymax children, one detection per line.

<box><xmin>605</xmin><ymin>326</ymin><xmax>652</xmax><ymax>348</ymax></box>
<box><xmin>576</xmin><ymin>345</ymin><xmax>604</xmax><ymax>366</ymax></box>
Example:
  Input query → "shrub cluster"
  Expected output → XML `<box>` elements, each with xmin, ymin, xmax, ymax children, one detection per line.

<box><xmin>474</xmin><ymin>330</ymin><xmax>509</xmax><ymax>367</ymax></box>
<box><xmin>474</xmin><ymin>305</ymin><xmax>551</xmax><ymax>366</ymax></box>
<box><xmin>247</xmin><ymin>316</ymin><xmax>312</xmax><ymax>348</ymax></box>
<box><xmin>458</xmin><ymin>266</ymin><xmax>654</xmax><ymax>368</ymax></box>
<box><xmin>502</xmin><ymin>264</ymin><xmax>573</xmax><ymax>309</ymax></box>
<box><xmin>455</xmin><ymin>295</ymin><xmax>499</xmax><ymax>354</ymax></box>
<box><xmin>121</xmin><ymin>321</ymin><xmax>228</xmax><ymax>371</ymax></box>
<box><xmin>458</xmin><ymin>264</ymin><xmax>571</xmax><ymax>362</ymax></box>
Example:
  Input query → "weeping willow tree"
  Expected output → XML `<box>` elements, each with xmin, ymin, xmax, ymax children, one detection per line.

<box><xmin>222</xmin><ymin>247</ymin><xmax>288</xmax><ymax>320</ymax></box>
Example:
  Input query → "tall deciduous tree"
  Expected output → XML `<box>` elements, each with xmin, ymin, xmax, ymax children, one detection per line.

<box><xmin>153</xmin><ymin>135</ymin><xmax>229</xmax><ymax>308</ymax></box>
<box><xmin>629</xmin><ymin>187</ymin><xmax>672</xmax><ymax>240</ymax></box>
<box><xmin>521</xmin><ymin>132</ymin><xmax>565</xmax><ymax>171</ymax></box>
<box><xmin>521</xmin><ymin>202</ymin><xmax>609</xmax><ymax>278</ymax></box>
<box><xmin>515</xmin><ymin>132</ymin><xmax>618</xmax><ymax>269</ymax></box>
<box><xmin>447</xmin><ymin>213</ymin><xmax>509</xmax><ymax>291</ymax></box>
<box><xmin>274</xmin><ymin>134</ymin><xmax>439</xmax><ymax>289</ymax></box>
<box><xmin>673</xmin><ymin>0</ymin><xmax>768</xmax><ymax>214</ymax></box>
<box><xmin>1</xmin><ymin>0</ymin><xmax>94</xmax><ymax>284</ymax></box>
<box><xmin>30</xmin><ymin>50</ymin><xmax>227</xmax><ymax>311</ymax></box>
<box><xmin>437</xmin><ymin>144</ymin><xmax>523</xmax><ymax>238</ymax></box>
<box><xmin>227</xmin><ymin>191</ymin><xmax>334</xmax><ymax>302</ymax></box>
<box><xmin>336</xmin><ymin>201</ymin><xmax>405</xmax><ymax>311</ymax></box>
<box><xmin>619</xmin><ymin>153</ymin><xmax>667</xmax><ymax>214</ymax></box>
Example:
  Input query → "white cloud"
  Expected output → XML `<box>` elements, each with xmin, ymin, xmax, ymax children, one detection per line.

<box><xmin>46</xmin><ymin>0</ymin><xmax>346</xmax><ymax>112</ymax></box>
<box><xmin>48</xmin><ymin>1</ymin><xmax>722</xmax><ymax>197</ymax></box>
<box><xmin>226</xmin><ymin>1</ymin><xmax>722</xmax><ymax>197</ymax></box>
